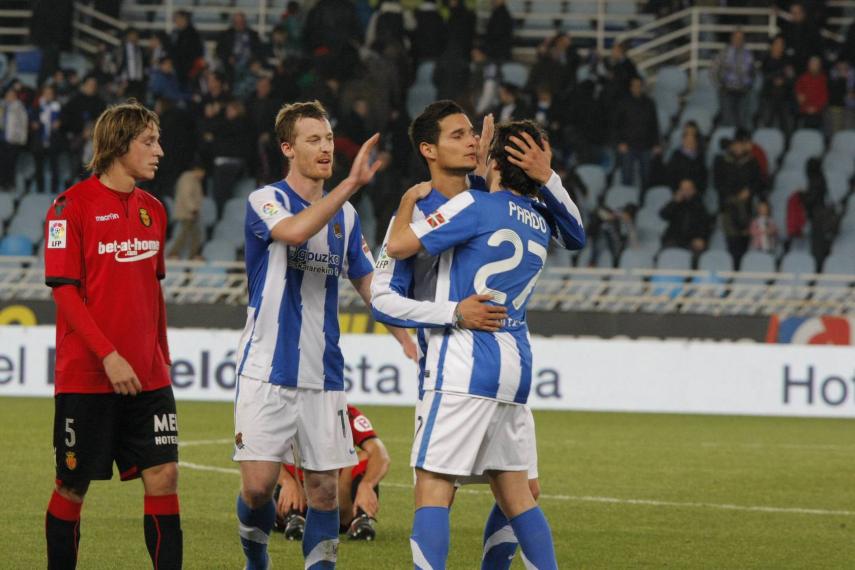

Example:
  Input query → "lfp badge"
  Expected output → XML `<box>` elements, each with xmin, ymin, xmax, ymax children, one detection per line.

<box><xmin>48</xmin><ymin>220</ymin><xmax>67</xmax><ymax>249</ymax></box>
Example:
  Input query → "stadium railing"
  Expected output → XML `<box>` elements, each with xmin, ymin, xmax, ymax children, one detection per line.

<box><xmin>2</xmin><ymin>256</ymin><xmax>852</xmax><ymax>317</ymax></box>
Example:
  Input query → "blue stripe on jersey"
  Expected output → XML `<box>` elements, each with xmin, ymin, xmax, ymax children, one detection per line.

<box><xmin>415</xmin><ymin>392</ymin><xmax>443</xmax><ymax>469</ymax></box>
<box><xmin>273</xmin><ymin>265</ymin><xmax>303</xmax><ymax>386</ymax></box>
<box><xmin>434</xmin><ymin>330</ymin><xmax>451</xmax><ymax>391</ymax></box>
<box><xmin>469</xmin><ymin>331</ymin><xmax>501</xmax><ymax>399</ymax></box>
<box><xmin>513</xmin><ymin>330</ymin><xmax>533</xmax><ymax>403</ymax></box>
<box><xmin>416</xmin><ymin>328</ymin><xmax>428</xmax><ymax>399</ymax></box>
<box><xmin>322</xmin><ymin>209</ymin><xmax>345</xmax><ymax>390</ymax></box>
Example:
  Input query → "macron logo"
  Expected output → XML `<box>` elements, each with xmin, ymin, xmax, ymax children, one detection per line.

<box><xmin>98</xmin><ymin>238</ymin><xmax>160</xmax><ymax>263</ymax></box>
<box><xmin>95</xmin><ymin>213</ymin><xmax>120</xmax><ymax>222</ymax></box>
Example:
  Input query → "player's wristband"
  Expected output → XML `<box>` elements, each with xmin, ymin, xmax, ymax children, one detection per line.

<box><xmin>453</xmin><ymin>303</ymin><xmax>464</xmax><ymax>328</ymax></box>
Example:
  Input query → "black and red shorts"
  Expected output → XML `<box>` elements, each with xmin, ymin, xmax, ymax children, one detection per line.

<box><xmin>53</xmin><ymin>386</ymin><xmax>179</xmax><ymax>486</ymax></box>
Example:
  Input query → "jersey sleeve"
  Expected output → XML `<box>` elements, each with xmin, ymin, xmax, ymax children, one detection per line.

<box><xmin>345</xmin><ymin>210</ymin><xmax>375</xmax><ymax>280</ymax></box>
<box><xmin>44</xmin><ymin>195</ymin><xmax>84</xmax><ymax>288</ymax></box>
<box><xmin>347</xmin><ymin>405</ymin><xmax>378</xmax><ymax>448</ymax></box>
<box><xmin>538</xmin><ymin>171</ymin><xmax>586</xmax><ymax>250</ymax></box>
<box><xmin>410</xmin><ymin>191</ymin><xmax>480</xmax><ymax>256</ymax></box>
<box><xmin>155</xmin><ymin>198</ymin><xmax>168</xmax><ymax>279</ymax></box>
<box><xmin>246</xmin><ymin>186</ymin><xmax>293</xmax><ymax>241</ymax></box>
<box><xmin>370</xmin><ymin>215</ymin><xmax>456</xmax><ymax>328</ymax></box>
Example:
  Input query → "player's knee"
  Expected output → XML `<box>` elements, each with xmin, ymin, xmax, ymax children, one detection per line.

<box><xmin>56</xmin><ymin>481</ymin><xmax>89</xmax><ymax>502</ymax></box>
<box><xmin>143</xmin><ymin>462</ymin><xmax>179</xmax><ymax>495</ymax></box>
<box><xmin>305</xmin><ymin>474</ymin><xmax>338</xmax><ymax>510</ymax></box>
<box><xmin>242</xmin><ymin>484</ymin><xmax>275</xmax><ymax>509</ymax></box>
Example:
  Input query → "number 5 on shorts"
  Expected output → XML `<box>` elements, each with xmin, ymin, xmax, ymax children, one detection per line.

<box><xmin>65</xmin><ymin>418</ymin><xmax>76</xmax><ymax>447</ymax></box>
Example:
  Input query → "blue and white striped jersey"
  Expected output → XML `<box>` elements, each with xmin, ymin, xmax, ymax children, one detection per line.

<box><xmin>236</xmin><ymin>180</ymin><xmax>375</xmax><ymax>391</ymax></box>
<box><xmin>408</xmin><ymin>174</ymin><xmax>585</xmax><ymax>404</ymax></box>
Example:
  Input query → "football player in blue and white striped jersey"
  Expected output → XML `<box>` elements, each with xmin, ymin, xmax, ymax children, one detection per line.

<box><xmin>232</xmin><ymin>101</ymin><xmax>415</xmax><ymax>570</ymax></box>
<box><xmin>386</xmin><ymin>119</ymin><xmax>584</xmax><ymax>570</ymax></box>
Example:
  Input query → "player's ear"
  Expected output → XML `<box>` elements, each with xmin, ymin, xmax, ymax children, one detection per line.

<box><xmin>281</xmin><ymin>141</ymin><xmax>295</xmax><ymax>160</ymax></box>
<box><xmin>419</xmin><ymin>142</ymin><xmax>436</xmax><ymax>162</ymax></box>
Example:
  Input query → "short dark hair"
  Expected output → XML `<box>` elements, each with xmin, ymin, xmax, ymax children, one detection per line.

<box><xmin>408</xmin><ymin>99</ymin><xmax>466</xmax><ymax>164</ymax></box>
<box><xmin>274</xmin><ymin>100</ymin><xmax>329</xmax><ymax>144</ymax></box>
<box><xmin>490</xmin><ymin>120</ymin><xmax>547</xmax><ymax>197</ymax></box>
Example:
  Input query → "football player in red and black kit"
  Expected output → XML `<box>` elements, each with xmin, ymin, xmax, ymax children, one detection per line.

<box><xmin>274</xmin><ymin>404</ymin><xmax>390</xmax><ymax>541</ymax></box>
<box><xmin>43</xmin><ymin>101</ymin><xmax>182</xmax><ymax>569</ymax></box>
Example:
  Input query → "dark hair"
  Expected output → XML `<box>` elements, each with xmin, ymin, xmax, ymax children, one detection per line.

<box><xmin>490</xmin><ymin>120</ymin><xmax>547</xmax><ymax>197</ymax></box>
<box><xmin>408</xmin><ymin>99</ymin><xmax>466</xmax><ymax>164</ymax></box>
<box><xmin>87</xmin><ymin>100</ymin><xmax>159</xmax><ymax>175</ymax></box>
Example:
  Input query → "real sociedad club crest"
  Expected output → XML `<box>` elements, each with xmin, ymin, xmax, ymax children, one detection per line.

<box><xmin>333</xmin><ymin>223</ymin><xmax>343</xmax><ymax>239</ymax></box>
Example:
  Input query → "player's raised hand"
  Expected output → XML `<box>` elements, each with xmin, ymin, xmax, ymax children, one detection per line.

<box><xmin>475</xmin><ymin>113</ymin><xmax>495</xmax><ymax>177</ymax></box>
<box><xmin>505</xmin><ymin>131</ymin><xmax>553</xmax><ymax>185</ymax></box>
<box><xmin>103</xmin><ymin>351</ymin><xmax>142</xmax><ymax>396</ymax></box>
<box><xmin>346</xmin><ymin>133</ymin><xmax>383</xmax><ymax>190</ymax></box>
<box><xmin>457</xmin><ymin>294</ymin><xmax>508</xmax><ymax>332</ymax></box>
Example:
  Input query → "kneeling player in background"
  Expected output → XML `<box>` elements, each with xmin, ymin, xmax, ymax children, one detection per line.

<box><xmin>274</xmin><ymin>404</ymin><xmax>390</xmax><ymax>541</ymax></box>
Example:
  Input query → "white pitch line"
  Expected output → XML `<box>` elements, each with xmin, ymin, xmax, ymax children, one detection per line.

<box><xmin>178</xmin><ymin>462</ymin><xmax>855</xmax><ymax>517</ymax></box>
<box><xmin>179</xmin><ymin>438</ymin><xmax>234</xmax><ymax>448</ymax></box>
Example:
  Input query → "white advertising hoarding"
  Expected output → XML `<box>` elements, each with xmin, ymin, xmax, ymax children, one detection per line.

<box><xmin>1</xmin><ymin>326</ymin><xmax>853</xmax><ymax>418</ymax></box>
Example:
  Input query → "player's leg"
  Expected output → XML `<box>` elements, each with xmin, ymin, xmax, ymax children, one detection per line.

<box><xmin>411</xmin><ymin>468</ymin><xmax>456</xmax><ymax>570</ymax></box>
<box><xmin>410</xmin><ymin>391</ymin><xmax>493</xmax><ymax>569</ymax></box>
<box><xmin>337</xmin><ymin>459</ymin><xmax>355</xmax><ymax>529</ymax></box>
<box><xmin>295</xmin><ymin>389</ymin><xmax>358</xmax><ymax>569</ymax></box>
<box><xmin>118</xmin><ymin>386</ymin><xmax>183</xmax><ymax>570</ymax></box>
<box><xmin>482</xmin><ymin>406</ymin><xmax>540</xmax><ymax>570</ymax></box>
<box><xmin>488</xmin><ymin>471</ymin><xmax>556</xmax><ymax>570</ymax></box>
<box><xmin>47</xmin><ymin>393</ymin><xmax>116</xmax><ymax>570</ymax></box>
<box><xmin>233</xmin><ymin>378</ymin><xmax>300</xmax><ymax>570</ymax></box>
<box><xmin>238</xmin><ymin>461</ymin><xmax>281</xmax><ymax>570</ymax></box>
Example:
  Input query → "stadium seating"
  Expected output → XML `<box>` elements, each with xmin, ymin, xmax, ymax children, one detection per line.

<box><xmin>0</xmin><ymin>235</ymin><xmax>33</xmax><ymax>256</ymax></box>
<box><xmin>752</xmin><ymin>128</ymin><xmax>786</xmax><ymax>167</ymax></box>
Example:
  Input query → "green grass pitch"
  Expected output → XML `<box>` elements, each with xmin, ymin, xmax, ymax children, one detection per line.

<box><xmin>4</xmin><ymin>397</ymin><xmax>854</xmax><ymax>568</ymax></box>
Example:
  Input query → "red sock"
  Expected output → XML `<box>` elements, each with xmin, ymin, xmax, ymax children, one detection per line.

<box><xmin>46</xmin><ymin>490</ymin><xmax>83</xmax><ymax>569</ymax></box>
<box><xmin>144</xmin><ymin>495</ymin><xmax>182</xmax><ymax>570</ymax></box>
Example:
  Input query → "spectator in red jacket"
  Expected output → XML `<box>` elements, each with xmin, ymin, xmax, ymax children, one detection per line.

<box><xmin>795</xmin><ymin>56</ymin><xmax>828</xmax><ymax>129</ymax></box>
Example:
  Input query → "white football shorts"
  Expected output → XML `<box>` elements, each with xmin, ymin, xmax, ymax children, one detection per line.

<box><xmin>233</xmin><ymin>376</ymin><xmax>357</xmax><ymax>472</ymax></box>
<box><xmin>411</xmin><ymin>390</ymin><xmax>536</xmax><ymax>478</ymax></box>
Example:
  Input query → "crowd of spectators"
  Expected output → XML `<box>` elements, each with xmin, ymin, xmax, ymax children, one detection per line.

<box><xmin>0</xmin><ymin>0</ymin><xmax>852</xmax><ymax>272</ymax></box>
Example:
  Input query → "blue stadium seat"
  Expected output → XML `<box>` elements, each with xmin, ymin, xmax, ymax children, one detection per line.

<box><xmin>655</xmin><ymin>66</ymin><xmax>688</xmax><ymax>94</ymax></box>
<box><xmin>575</xmin><ymin>165</ymin><xmax>606</xmax><ymax>208</ymax></box>
<box><xmin>0</xmin><ymin>193</ymin><xmax>14</xmax><ymax>224</ymax></box>
<box><xmin>698</xmin><ymin>249</ymin><xmax>733</xmax><ymax>272</ymax></box>
<box><xmin>752</xmin><ymin>128</ymin><xmax>785</xmax><ymax>166</ymax></box>
<box><xmin>415</xmin><ymin>61</ymin><xmax>436</xmax><ymax>85</ymax></box>
<box><xmin>779</xmin><ymin>250</ymin><xmax>815</xmax><ymax>275</ymax></box>
<box><xmin>406</xmin><ymin>85</ymin><xmax>437</xmax><ymax>120</ymax></box>
<box><xmin>501</xmin><ymin>62</ymin><xmax>529</xmax><ymax>88</ymax></box>
<box><xmin>679</xmin><ymin>106</ymin><xmax>713</xmax><ymax>135</ymax></box>
<box><xmin>830</xmin><ymin>130</ymin><xmax>855</xmax><ymax>155</ymax></box>
<box><xmin>604</xmin><ymin>184</ymin><xmax>639</xmax><ymax>210</ymax></box>
<box><xmin>707</xmin><ymin>127</ymin><xmax>735</xmax><ymax>167</ymax></box>
<box><xmin>200</xmin><ymin>196</ymin><xmax>218</xmax><ymax>229</ymax></box>
<box><xmin>773</xmin><ymin>168</ymin><xmax>807</xmax><ymax>196</ymax></box>
<box><xmin>824</xmin><ymin>168</ymin><xmax>850</xmax><ymax>203</ymax></box>
<box><xmin>211</xmin><ymin>219</ymin><xmax>244</xmax><ymax>248</ymax></box>
<box><xmin>7</xmin><ymin>213</ymin><xmax>43</xmax><ymax>244</ymax></box>
<box><xmin>0</xmin><ymin>234</ymin><xmax>34</xmax><ymax>256</ymax></box>
<box><xmin>643</xmin><ymin>185</ymin><xmax>672</xmax><ymax>212</ymax></box>
<box><xmin>201</xmin><ymin>239</ymin><xmax>237</xmax><ymax>262</ymax></box>
<box><xmin>739</xmin><ymin>251</ymin><xmax>776</xmax><ymax>273</ymax></box>
<box><xmin>619</xmin><ymin>248</ymin><xmax>655</xmax><ymax>270</ymax></box>
<box><xmin>656</xmin><ymin>247</ymin><xmax>691</xmax><ymax>270</ymax></box>
<box><xmin>652</xmin><ymin>88</ymin><xmax>680</xmax><ymax>120</ymax></box>
<box><xmin>789</xmin><ymin>129</ymin><xmax>825</xmax><ymax>157</ymax></box>
<box><xmin>823</xmin><ymin>251</ymin><xmax>855</xmax><ymax>274</ymax></box>
<box><xmin>634</xmin><ymin>208</ymin><xmax>664</xmax><ymax>248</ymax></box>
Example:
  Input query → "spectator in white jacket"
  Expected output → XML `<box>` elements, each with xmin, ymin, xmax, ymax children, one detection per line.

<box><xmin>0</xmin><ymin>86</ymin><xmax>29</xmax><ymax>191</ymax></box>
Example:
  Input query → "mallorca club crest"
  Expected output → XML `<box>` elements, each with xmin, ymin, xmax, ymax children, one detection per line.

<box><xmin>65</xmin><ymin>451</ymin><xmax>78</xmax><ymax>471</ymax></box>
<box><xmin>139</xmin><ymin>207</ymin><xmax>152</xmax><ymax>227</ymax></box>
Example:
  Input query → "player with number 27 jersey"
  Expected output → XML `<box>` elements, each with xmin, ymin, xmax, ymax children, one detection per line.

<box><xmin>411</xmin><ymin>184</ymin><xmax>582</xmax><ymax>404</ymax></box>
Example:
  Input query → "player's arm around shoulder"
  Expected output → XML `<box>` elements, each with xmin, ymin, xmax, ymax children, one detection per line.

<box><xmin>385</xmin><ymin>182</ymin><xmax>433</xmax><ymax>259</ymax></box>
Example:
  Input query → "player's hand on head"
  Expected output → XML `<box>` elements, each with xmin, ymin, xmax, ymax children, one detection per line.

<box><xmin>475</xmin><ymin>113</ymin><xmax>495</xmax><ymax>177</ymax></box>
<box><xmin>403</xmin><ymin>181</ymin><xmax>433</xmax><ymax>202</ymax></box>
<box><xmin>457</xmin><ymin>294</ymin><xmax>508</xmax><ymax>332</ymax></box>
<box><xmin>505</xmin><ymin>131</ymin><xmax>553</xmax><ymax>185</ymax></box>
<box><xmin>102</xmin><ymin>351</ymin><xmax>142</xmax><ymax>396</ymax></box>
<box><xmin>353</xmin><ymin>481</ymin><xmax>379</xmax><ymax>518</ymax></box>
<box><xmin>347</xmin><ymin>133</ymin><xmax>383</xmax><ymax>189</ymax></box>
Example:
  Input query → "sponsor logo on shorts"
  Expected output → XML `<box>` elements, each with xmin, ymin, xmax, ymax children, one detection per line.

<box><xmin>65</xmin><ymin>451</ymin><xmax>77</xmax><ymax>470</ymax></box>
<box><xmin>48</xmin><ymin>220</ymin><xmax>67</xmax><ymax>249</ymax></box>
<box><xmin>235</xmin><ymin>432</ymin><xmax>245</xmax><ymax>449</ymax></box>
<box><xmin>353</xmin><ymin>415</ymin><xmax>374</xmax><ymax>433</ymax></box>
<box><xmin>139</xmin><ymin>207</ymin><xmax>152</xmax><ymax>227</ymax></box>
<box><xmin>153</xmin><ymin>413</ymin><xmax>178</xmax><ymax>445</ymax></box>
